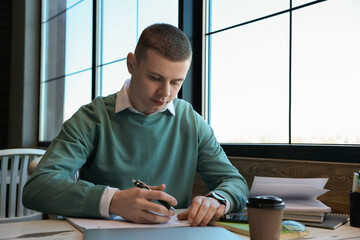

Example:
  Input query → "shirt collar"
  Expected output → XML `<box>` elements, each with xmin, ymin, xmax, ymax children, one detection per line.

<box><xmin>115</xmin><ymin>79</ymin><xmax>175</xmax><ymax>116</ymax></box>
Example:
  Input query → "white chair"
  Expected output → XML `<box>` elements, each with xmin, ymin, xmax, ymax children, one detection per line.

<box><xmin>0</xmin><ymin>148</ymin><xmax>45</xmax><ymax>223</ymax></box>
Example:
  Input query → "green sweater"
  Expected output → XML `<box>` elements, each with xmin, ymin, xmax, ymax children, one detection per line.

<box><xmin>23</xmin><ymin>94</ymin><xmax>248</xmax><ymax>218</ymax></box>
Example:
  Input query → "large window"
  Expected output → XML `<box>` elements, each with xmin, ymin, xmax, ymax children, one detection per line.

<box><xmin>206</xmin><ymin>0</ymin><xmax>360</xmax><ymax>145</ymax></box>
<box><xmin>39</xmin><ymin>0</ymin><xmax>178</xmax><ymax>142</ymax></box>
<box><xmin>39</xmin><ymin>0</ymin><xmax>360</xmax><ymax>162</ymax></box>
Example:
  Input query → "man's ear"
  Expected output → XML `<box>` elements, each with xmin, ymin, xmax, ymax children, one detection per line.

<box><xmin>127</xmin><ymin>52</ymin><xmax>137</xmax><ymax>74</ymax></box>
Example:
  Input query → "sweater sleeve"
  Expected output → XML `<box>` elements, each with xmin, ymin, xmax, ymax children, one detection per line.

<box><xmin>195</xmin><ymin>113</ymin><xmax>249</xmax><ymax>213</ymax></box>
<box><xmin>22</xmin><ymin>100</ymin><xmax>107</xmax><ymax>218</ymax></box>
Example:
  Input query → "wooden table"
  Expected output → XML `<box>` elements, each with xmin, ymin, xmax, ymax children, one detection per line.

<box><xmin>1</xmin><ymin>220</ymin><xmax>360</xmax><ymax>240</ymax></box>
<box><xmin>0</xmin><ymin>220</ymin><xmax>81</xmax><ymax>240</ymax></box>
<box><xmin>235</xmin><ymin>222</ymin><xmax>360</xmax><ymax>240</ymax></box>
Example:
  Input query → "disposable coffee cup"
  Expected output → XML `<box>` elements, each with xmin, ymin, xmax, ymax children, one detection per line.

<box><xmin>246</xmin><ymin>195</ymin><xmax>285</xmax><ymax>240</ymax></box>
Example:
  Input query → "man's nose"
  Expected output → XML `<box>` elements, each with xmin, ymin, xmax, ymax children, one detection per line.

<box><xmin>158</xmin><ymin>82</ymin><xmax>170</xmax><ymax>97</ymax></box>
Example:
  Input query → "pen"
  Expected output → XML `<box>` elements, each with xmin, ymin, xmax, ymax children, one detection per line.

<box><xmin>132</xmin><ymin>179</ymin><xmax>175</xmax><ymax>211</ymax></box>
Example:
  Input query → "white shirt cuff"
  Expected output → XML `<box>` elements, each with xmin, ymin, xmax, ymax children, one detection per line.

<box><xmin>99</xmin><ymin>187</ymin><xmax>119</xmax><ymax>218</ymax></box>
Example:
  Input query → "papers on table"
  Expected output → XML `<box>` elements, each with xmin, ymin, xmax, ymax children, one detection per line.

<box><xmin>66</xmin><ymin>213</ymin><xmax>191</xmax><ymax>232</ymax></box>
<box><xmin>68</xmin><ymin>210</ymin><xmax>243</xmax><ymax>240</ymax></box>
<box><xmin>249</xmin><ymin>176</ymin><xmax>331</xmax><ymax>213</ymax></box>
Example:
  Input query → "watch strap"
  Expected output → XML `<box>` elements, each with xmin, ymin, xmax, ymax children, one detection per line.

<box><xmin>207</xmin><ymin>192</ymin><xmax>226</xmax><ymax>206</ymax></box>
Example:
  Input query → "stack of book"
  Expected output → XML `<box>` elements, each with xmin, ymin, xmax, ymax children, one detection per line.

<box><xmin>297</xmin><ymin>213</ymin><xmax>350</xmax><ymax>229</ymax></box>
<box><xmin>282</xmin><ymin>211</ymin><xmax>349</xmax><ymax>229</ymax></box>
<box><xmin>283</xmin><ymin>211</ymin><xmax>325</xmax><ymax>223</ymax></box>
<box><xmin>249</xmin><ymin>176</ymin><xmax>349</xmax><ymax>229</ymax></box>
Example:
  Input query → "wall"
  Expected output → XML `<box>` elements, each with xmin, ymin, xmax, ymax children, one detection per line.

<box><xmin>0</xmin><ymin>0</ymin><xmax>12</xmax><ymax>148</ymax></box>
<box><xmin>0</xmin><ymin>0</ymin><xmax>41</xmax><ymax>149</ymax></box>
<box><xmin>8</xmin><ymin>0</ymin><xmax>40</xmax><ymax>148</ymax></box>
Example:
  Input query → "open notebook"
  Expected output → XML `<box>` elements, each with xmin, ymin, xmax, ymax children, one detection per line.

<box><xmin>249</xmin><ymin>176</ymin><xmax>331</xmax><ymax>213</ymax></box>
<box><xmin>66</xmin><ymin>213</ymin><xmax>190</xmax><ymax>232</ymax></box>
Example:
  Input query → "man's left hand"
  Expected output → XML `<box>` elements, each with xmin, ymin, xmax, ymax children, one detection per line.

<box><xmin>177</xmin><ymin>196</ymin><xmax>225</xmax><ymax>226</ymax></box>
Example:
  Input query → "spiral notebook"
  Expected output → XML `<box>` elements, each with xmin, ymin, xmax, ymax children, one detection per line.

<box><xmin>298</xmin><ymin>213</ymin><xmax>349</xmax><ymax>229</ymax></box>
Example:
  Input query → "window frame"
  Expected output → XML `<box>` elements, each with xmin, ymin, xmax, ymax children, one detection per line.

<box><xmin>190</xmin><ymin>0</ymin><xmax>360</xmax><ymax>163</ymax></box>
<box><xmin>38</xmin><ymin>0</ymin><xmax>360</xmax><ymax>164</ymax></box>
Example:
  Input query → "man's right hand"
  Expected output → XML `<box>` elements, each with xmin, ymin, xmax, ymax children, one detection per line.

<box><xmin>109</xmin><ymin>184</ymin><xmax>177</xmax><ymax>223</ymax></box>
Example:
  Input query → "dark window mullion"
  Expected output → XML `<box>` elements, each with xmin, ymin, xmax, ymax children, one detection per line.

<box><xmin>97</xmin><ymin>0</ymin><xmax>104</xmax><ymax>96</ymax></box>
<box><xmin>207</xmin><ymin>0</ymin><xmax>212</xmax><ymax>125</ymax></box>
<box><xmin>178</xmin><ymin>0</ymin><xmax>203</xmax><ymax>115</ymax></box>
<box><xmin>289</xmin><ymin>0</ymin><xmax>293</xmax><ymax>144</ymax></box>
<box><xmin>91</xmin><ymin>0</ymin><xmax>97</xmax><ymax>100</ymax></box>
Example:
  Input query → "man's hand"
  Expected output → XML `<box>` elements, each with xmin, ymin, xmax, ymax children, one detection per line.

<box><xmin>177</xmin><ymin>195</ymin><xmax>225</xmax><ymax>226</ymax></box>
<box><xmin>109</xmin><ymin>184</ymin><xmax>177</xmax><ymax>223</ymax></box>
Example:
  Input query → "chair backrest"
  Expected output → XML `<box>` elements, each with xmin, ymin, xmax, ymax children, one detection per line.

<box><xmin>0</xmin><ymin>148</ymin><xmax>46</xmax><ymax>223</ymax></box>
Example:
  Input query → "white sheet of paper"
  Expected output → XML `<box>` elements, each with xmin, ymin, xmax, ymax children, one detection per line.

<box><xmin>66</xmin><ymin>213</ymin><xmax>191</xmax><ymax>232</ymax></box>
<box><xmin>249</xmin><ymin>176</ymin><xmax>331</xmax><ymax>213</ymax></box>
<box><xmin>250</xmin><ymin>183</ymin><xmax>329</xmax><ymax>199</ymax></box>
<box><xmin>283</xmin><ymin>199</ymin><xmax>331</xmax><ymax>212</ymax></box>
<box><xmin>252</xmin><ymin>176</ymin><xmax>328</xmax><ymax>189</ymax></box>
<box><xmin>250</xmin><ymin>177</ymin><xmax>329</xmax><ymax>199</ymax></box>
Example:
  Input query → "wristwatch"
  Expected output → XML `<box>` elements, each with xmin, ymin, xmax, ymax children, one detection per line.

<box><xmin>207</xmin><ymin>192</ymin><xmax>226</xmax><ymax>206</ymax></box>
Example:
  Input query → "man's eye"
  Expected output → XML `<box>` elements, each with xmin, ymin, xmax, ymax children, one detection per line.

<box><xmin>150</xmin><ymin>75</ymin><xmax>160</xmax><ymax>80</ymax></box>
<box><xmin>171</xmin><ymin>81</ymin><xmax>180</xmax><ymax>86</ymax></box>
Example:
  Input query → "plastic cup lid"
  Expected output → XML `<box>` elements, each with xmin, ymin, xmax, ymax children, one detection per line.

<box><xmin>246</xmin><ymin>195</ymin><xmax>285</xmax><ymax>210</ymax></box>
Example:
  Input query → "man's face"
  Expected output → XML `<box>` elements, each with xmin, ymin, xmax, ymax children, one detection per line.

<box><xmin>126</xmin><ymin>48</ymin><xmax>191</xmax><ymax>115</ymax></box>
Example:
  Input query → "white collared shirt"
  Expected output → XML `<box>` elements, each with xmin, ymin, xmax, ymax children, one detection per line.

<box><xmin>115</xmin><ymin>79</ymin><xmax>175</xmax><ymax>116</ymax></box>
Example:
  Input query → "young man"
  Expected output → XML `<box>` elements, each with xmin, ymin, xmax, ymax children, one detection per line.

<box><xmin>23</xmin><ymin>23</ymin><xmax>249</xmax><ymax>227</ymax></box>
